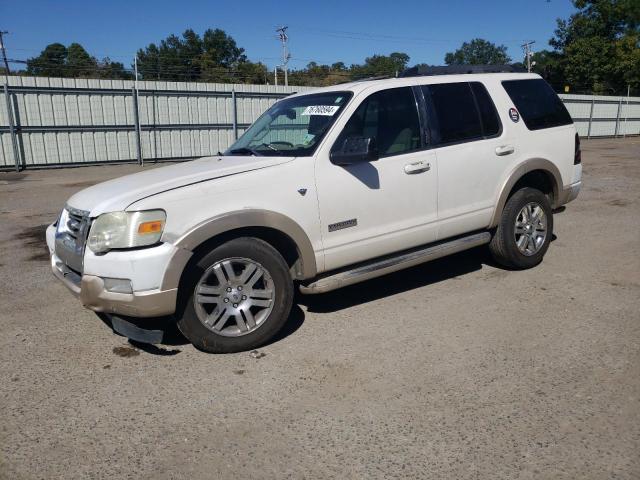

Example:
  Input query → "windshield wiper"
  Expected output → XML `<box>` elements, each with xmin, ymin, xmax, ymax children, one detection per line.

<box><xmin>228</xmin><ymin>147</ymin><xmax>263</xmax><ymax>156</ymax></box>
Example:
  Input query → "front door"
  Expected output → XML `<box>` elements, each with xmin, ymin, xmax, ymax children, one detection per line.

<box><xmin>314</xmin><ymin>86</ymin><xmax>438</xmax><ymax>272</ymax></box>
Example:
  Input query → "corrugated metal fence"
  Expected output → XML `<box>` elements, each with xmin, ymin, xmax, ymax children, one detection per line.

<box><xmin>1</xmin><ymin>76</ymin><xmax>638</xmax><ymax>171</ymax></box>
<box><xmin>0</xmin><ymin>76</ymin><xmax>311</xmax><ymax>170</ymax></box>
<box><xmin>559</xmin><ymin>93</ymin><xmax>640</xmax><ymax>138</ymax></box>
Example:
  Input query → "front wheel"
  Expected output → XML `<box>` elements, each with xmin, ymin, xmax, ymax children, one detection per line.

<box><xmin>177</xmin><ymin>237</ymin><xmax>294</xmax><ymax>353</ymax></box>
<box><xmin>489</xmin><ymin>187</ymin><xmax>554</xmax><ymax>269</ymax></box>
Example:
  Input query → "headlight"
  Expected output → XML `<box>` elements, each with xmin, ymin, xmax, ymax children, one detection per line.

<box><xmin>88</xmin><ymin>210</ymin><xmax>166</xmax><ymax>254</ymax></box>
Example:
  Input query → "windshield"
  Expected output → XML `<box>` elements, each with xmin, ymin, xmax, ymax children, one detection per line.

<box><xmin>226</xmin><ymin>91</ymin><xmax>353</xmax><ymax>157</ymax></box>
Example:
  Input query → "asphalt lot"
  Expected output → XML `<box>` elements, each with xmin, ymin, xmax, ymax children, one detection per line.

<box><xmin>1</xmin><ymin>138</ymin><xmax>639</xmax><ymax>479</ymax></box>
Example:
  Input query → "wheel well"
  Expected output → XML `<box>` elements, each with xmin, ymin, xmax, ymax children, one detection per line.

<box><xmin>509</xmin><ymin>169</ymin><xmax>556</xmax><ymax>204</ymax></box>
<box><xmin>188</xmin><ymin>226</ymin><xmax>303</xmax><ymax>279</ymax></box>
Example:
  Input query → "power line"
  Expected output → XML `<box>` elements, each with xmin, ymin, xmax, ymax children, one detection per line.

<box><xmin>290</xmin><ymin>26</ymin><xmax>533</xmax><ymax>45</ymax></box>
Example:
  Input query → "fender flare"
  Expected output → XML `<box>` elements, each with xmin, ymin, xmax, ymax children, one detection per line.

<box><xmin>489</xmin><ymin>158</ymin><xmax>563</xmax><ymax>228</ymax></box>
<box><xmin>161</xmin><ymin>210</ymin><xmax>317</xmax><ymax>290</ymax></box>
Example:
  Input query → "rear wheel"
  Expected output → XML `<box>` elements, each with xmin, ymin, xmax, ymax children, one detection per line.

<box><xmin>177</xmin><ymin>237</ymin><xmax>294</xmax><ymax>353</ymax></box>
<box><xmin>489</xmin><ymin>187</ymin><xmax>553</xmax><ymax>269</ymax></box>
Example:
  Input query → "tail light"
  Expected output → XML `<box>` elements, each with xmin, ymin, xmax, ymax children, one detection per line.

<box><xmin>574</xmin><ymin>133</ymin><xmax>581</xmax><ymax>165</ymax></box>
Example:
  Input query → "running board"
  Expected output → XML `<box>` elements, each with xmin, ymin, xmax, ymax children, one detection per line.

<box><xmin>300</xmin><ymin>232</ymin><xmax>491</xmax><ymax>294</ymax></box>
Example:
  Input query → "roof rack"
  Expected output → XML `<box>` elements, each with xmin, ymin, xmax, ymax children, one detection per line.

<box><xmin>334</xmin><ymin>74</ymin><xmax>392</xmax><ymax>85</ymax></box>
<box><xmin>399</xmin><ymin>64</ymin><xmax>526</xmax><ymax>78</ymax></box>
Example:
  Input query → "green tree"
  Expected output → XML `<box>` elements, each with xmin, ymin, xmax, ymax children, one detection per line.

<box><xmin>289</xmin><ymin>62</ymin><xmax>329</xmax><ymax>86</ymax></box>
<box><xmin>530</xmin><ymin>50</ymin><xmax>564</xmax><ymax>88</ymax></box>
<box><xmin>550</xmin><ymin>0</ymin><xmax>640</xmax><ymax>93</ymax></box>
<box><xmin>351</xmin><ymin>52</ymin><xmax>410</xmax><ymax>78</ymax></box>
<box><xmin>287</xmin><ymin>53</ymin><xmax>412</xmax><ymax>86</ymax></box>
<box><xmin>26</xmin><ymin>43</ymin><xmax>68</xmax><ymax>77</ymax></box>
<box><xmin>202</xmin><ymin>28</ymin><xmax>247</xmax><ymax>67</ymax></box>
<box><xmin>66</xmin><ymin>43</ymin><xmax>97</xmax><ymax>77</ymax></box>
<box><xmin>136</xmin><ymin>28</ymin><xmax>254</xmax><ymax>83</ymax></box>
<box><xmin>97</xmin><ymin>58</ymin><xmax>134</xmax><ymax>80</ymax></box>
<box><xmin>26</xmin><ymin>42</ymin><xmax>132</xmax><ymax>79</ymax></box>
<box><xmin>232</xmin><ymin>60</ymin><xmax>268</xmax><ymax>84</ymax></box>
<box><xmin>444</xmin><ymin>38</ymin><xmax>511</xmax><ymax>65</ymax></box>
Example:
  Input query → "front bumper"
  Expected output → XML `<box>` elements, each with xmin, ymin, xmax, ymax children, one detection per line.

<box><xmin>47</xmin><ymin>224</ymin><xmax>179</xmax><ymax>318</ymax></box>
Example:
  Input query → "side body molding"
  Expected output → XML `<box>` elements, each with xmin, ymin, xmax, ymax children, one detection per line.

<box><xmin>161</xmin><ymin>209</ymin><xmax>317</xmax><ymax>290</ymax></box>
<box><xmin>489</xmin><ymin>158</ymin><xmax>563</xmax><ymax>228</ymax></box>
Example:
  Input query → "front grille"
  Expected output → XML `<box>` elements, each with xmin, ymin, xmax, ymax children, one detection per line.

<box><xmin>66</xmin><ymin>210</ymin><xmax>84</xmax><ymax>240</ymax></box>
<box><xmin>54</xmin><ymin>206</ymin><xmax>90</xmax><ymax>273</ymax></box>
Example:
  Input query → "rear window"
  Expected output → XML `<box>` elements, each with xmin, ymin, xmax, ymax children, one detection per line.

<box><xmin>502</xmin><ymin>79</ymin><xmax>572</xmax><ymax>130</ymax></box>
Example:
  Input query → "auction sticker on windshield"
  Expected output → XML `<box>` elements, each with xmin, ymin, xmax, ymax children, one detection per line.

<box><xmin>302</xmin><ymin>105</ymin><xmax>340</xmax><ymax>116</ymax></box>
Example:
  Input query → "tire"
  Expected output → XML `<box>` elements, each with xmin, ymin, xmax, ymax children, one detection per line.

<box><xmin>176</xmin><ymin>237</ymin><xmax>294</xmax><ymax>353</ymax></box>
<box><xmin>489</xmin><ymin>187</ymin><xmax>554</xmax><ymax>269</ymax></box>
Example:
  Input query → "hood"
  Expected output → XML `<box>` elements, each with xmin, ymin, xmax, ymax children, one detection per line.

<box><xmin>67</xmin><ymin>155</ymin><xmax>294</xmax><ymax>216</ymax></box>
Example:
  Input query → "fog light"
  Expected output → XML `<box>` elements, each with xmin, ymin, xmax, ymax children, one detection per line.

<box><xmin>103</xmin><ymin>277</ymin><xmax>133</xmax><ymax>294</ymax></box>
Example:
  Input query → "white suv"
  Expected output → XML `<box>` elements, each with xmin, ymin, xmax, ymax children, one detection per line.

<box><xmin>46</xmin><ymin>70</ymin><xmax>582</xmax><ymax>353</ymax></box>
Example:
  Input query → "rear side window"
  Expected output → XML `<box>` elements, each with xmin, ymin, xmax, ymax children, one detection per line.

<box><xmin>422</xmin><ymin>82</ymin><xmax>501</xmax><ymax>145</ymax></box>
<box><xmin>502</xmin><ymin>79</ymin><xmax>572</xmax><ymax>130</ymax></box>
<box><xmin>471</xmin><ymin>82</ymin><xmax>501</xmax><ymax>137</ymax></box>
<box><xmin>423</xmin><ymin>83</ymin><xmax>483</xmax><ymax>144</ymax></box>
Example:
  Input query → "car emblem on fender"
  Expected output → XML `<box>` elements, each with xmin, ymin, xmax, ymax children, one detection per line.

<box><xmin>509</xmin><ymin>107</ymin><xmax>520</xmax><ymax>122</ymax></box>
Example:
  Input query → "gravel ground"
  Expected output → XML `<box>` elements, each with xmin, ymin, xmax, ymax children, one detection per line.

<box><xmin>1</xmin><ymin>138</ymin><xmax>639</xmax><ymax>479</ymax></box>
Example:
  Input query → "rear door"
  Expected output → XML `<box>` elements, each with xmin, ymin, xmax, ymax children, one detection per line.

<box><xmin>420</xmin><ymin>81</ymin><xmax>506</xmax><ymax>239</ymax></box>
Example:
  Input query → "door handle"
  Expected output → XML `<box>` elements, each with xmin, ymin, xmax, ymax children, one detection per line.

<box><xmin>495</xmin><ymin>145</ymin><xmax>515</xmax><ymax>156</ymax></box>
<box><xmin>404</xmin><ymin>161</ymin><xmax>431</xmax><ymax>174</ymax></box>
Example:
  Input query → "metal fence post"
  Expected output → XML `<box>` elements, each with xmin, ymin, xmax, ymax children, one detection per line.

<box><xmin>614</xmin><ymin>98</ymin><xmax>622</xmax><ymax>137</ymax></box>
<box><xmin>151</xmin><ymin>89</ymin><xmax>158</xmax><ymax>160</ymax></box>
<box><xmin>3</xmin><ymin>83</ymin><xmax>21</xmax><ymax>172</ymax></box>
<box><xmin>132</xmin><ymin>86</ymin><xmax>143</xmax><ymax>166</ymax></box>
<box><xmin>623</xmin><ymin>85</ymin><xmax>630</xmax><ymax>138</ymax></box>
<box><xmin>231</xmin><ymin>89</ymin><xmax>238</xmax><ymax>140</ymax></box>
<box><xmin>587</xmin><ymin>99</ymin><xmax>594</xmax><ymax>139</ymax></box>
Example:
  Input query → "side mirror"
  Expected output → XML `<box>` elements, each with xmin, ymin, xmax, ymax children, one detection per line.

<box><xmin>330</xmin><ymin>137</ymin><xmax>378</xmax><ymax>165</ymax></box>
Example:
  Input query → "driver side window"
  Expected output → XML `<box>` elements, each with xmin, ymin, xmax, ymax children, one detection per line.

<box><xmin>332</xmin><ymin>87</ymin><xmax>422</xmax><ymax>158</ymax></box>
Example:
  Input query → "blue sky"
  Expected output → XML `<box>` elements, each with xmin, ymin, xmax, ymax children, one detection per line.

<box><xmin>2</xmin><ymin>0</ymin><xmax>576</xmax><ymax>71</ymax></box>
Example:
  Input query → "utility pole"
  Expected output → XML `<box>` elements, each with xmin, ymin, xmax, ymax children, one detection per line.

<box><xmin>276</xmin><ymin>26</ymin><xmax>291</xmax><ymax>86</ymax></box>
<box><xmin>1</xmin><ymin>30</ymin><xmax>17</xmax><ymax>170</ymax></box>
<box><xmin>0</xmin><ymin>31</ymin><xmax>11</xmax><ymax>80</ymax></box>
<box><xmin>521</xmin><ymin>40</ymin><xmax>536</xmax><ymax>73</ymax></box>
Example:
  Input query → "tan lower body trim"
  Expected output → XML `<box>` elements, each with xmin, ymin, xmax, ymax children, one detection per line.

<box><xmin>51</xmin><ymin>257</ymin><xmax>177</xmax><ymax>317</ymax></box>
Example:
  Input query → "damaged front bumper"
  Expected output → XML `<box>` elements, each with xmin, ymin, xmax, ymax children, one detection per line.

<box><xmin>46</xmin><ymin>223</ymin><xmax>178</xmax><ymax>318</ymax></box>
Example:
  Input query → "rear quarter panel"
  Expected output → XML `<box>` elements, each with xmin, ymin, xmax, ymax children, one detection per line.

<box><xmin>485</xmin><ymin>77</ymin><xmax>577</xmax><ymax>200</ymax></box>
